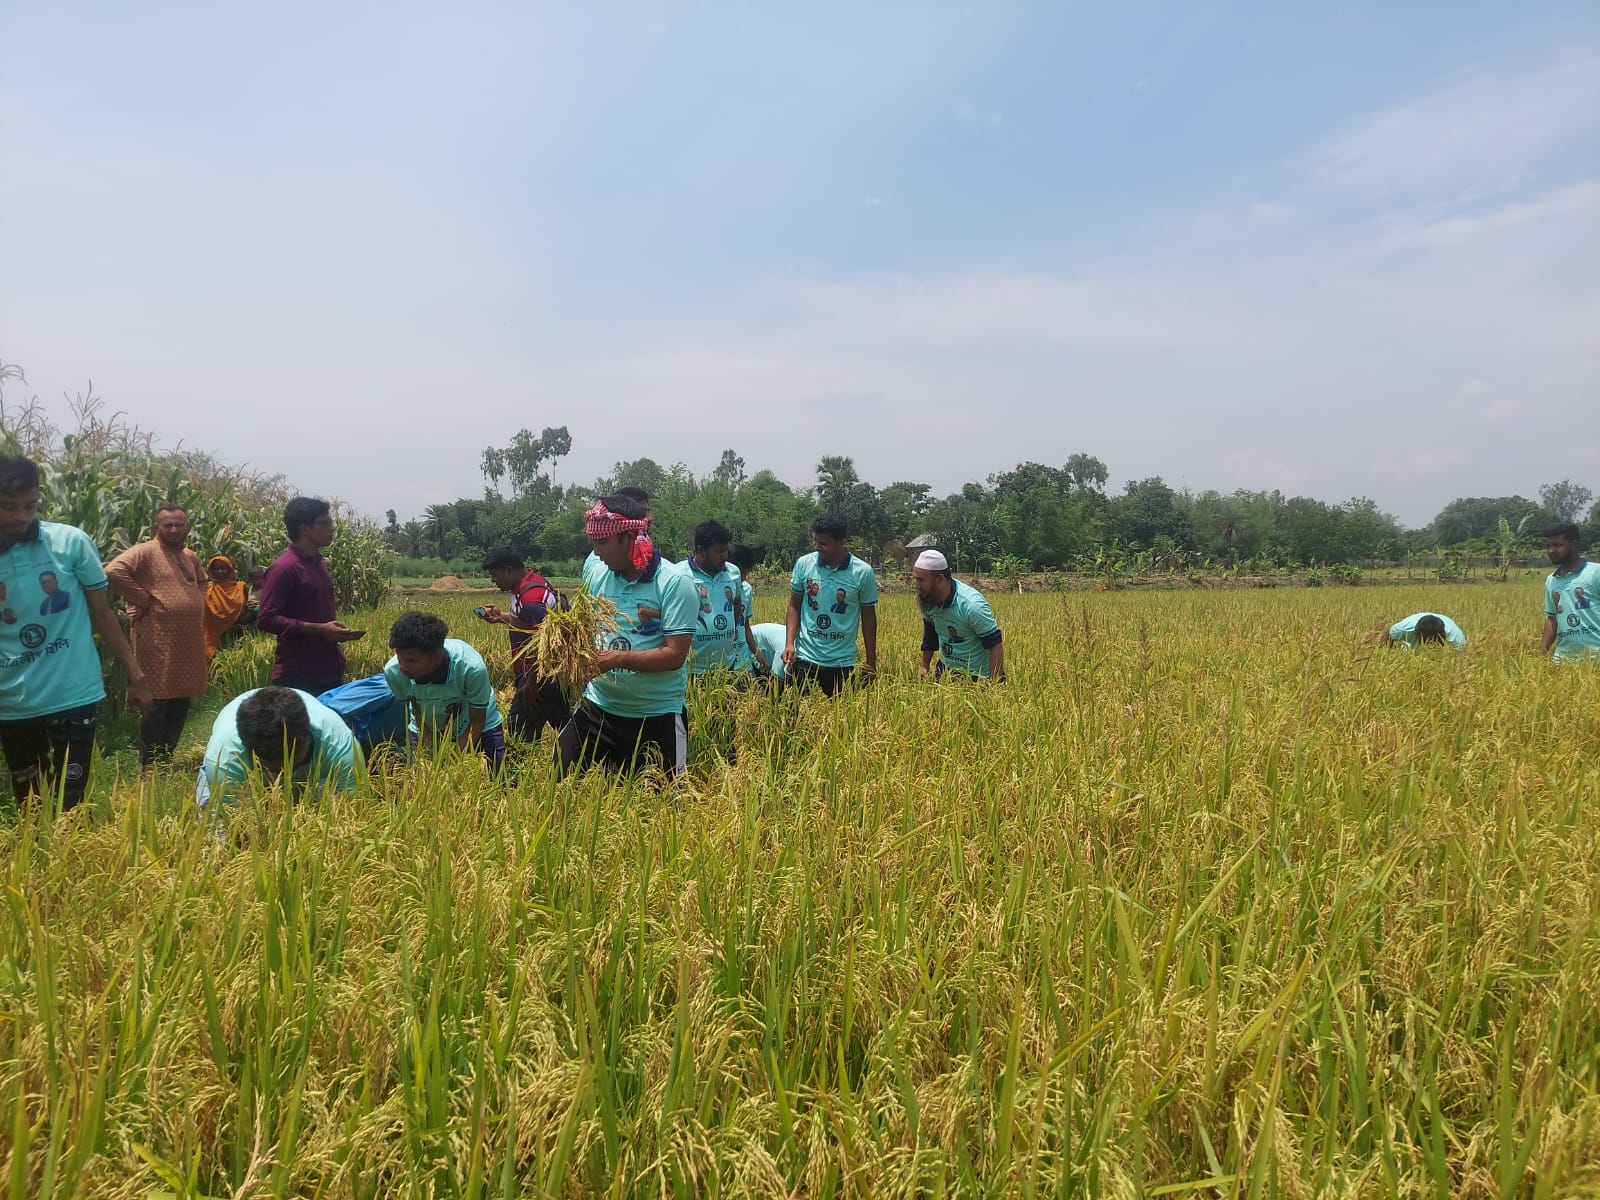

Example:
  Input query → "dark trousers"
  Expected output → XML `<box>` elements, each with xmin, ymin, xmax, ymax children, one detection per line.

<box><xmin>273</xmin><ymin>674</ymin><xmax>343</xmax><ymax>699</ymax></box>
<box><xmin>787</xmin><ymin>659</ymin><xmax>855</xmax><ymax>696</ymax></box>
<box><xmin>0</xmin><ymin>702</ymin><xmax>99</xmax><ymax>812</ymax></box>
<box><xmin>505</xmin><ymin>673</ymin><xmax>571</xmax><ymax>741</ymax></box>
<box><xmin>555</xmin><ymin>699</ymin><xmax>686</xmax><ymax>780</ymax></box>
<box><xmin>138</xmin><ymin>697</ymin><xmax>194</xmax><ymax>765</ymax></box>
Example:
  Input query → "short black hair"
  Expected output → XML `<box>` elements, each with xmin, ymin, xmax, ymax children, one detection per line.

<box><xmin>598</xmin><ymin>494</ymin><xmax>647</xmax><ymax>521</ymax></box>
<box><xmin>616</xmin><ymin>486</ymin><xmax>650</xmax><ymax>505</ymax></box>
<box><xmin>237</xmin><ymin>687</ymin><xmax>312</xmax><ymax>763</ymax></box>
<box><xmin>694</xmin><ymin>519</ymin><xmax>732</xmax><ymax>550</ymax></box>
<box><xmin>1415</xmin><ymin>614</ymin><xmax>1447</xmax><ymax>644</ymax></box>
<box><xmin>154</xmin><ymin>503</ymin><xmax>188</xmax><ymax>518</ymax></box>
<box><xmin>284</xmin><ymin>496</ymin><xmax>331</xmax><ymax>541</ymax></box>
<box><xmin>1546</xmin><ymin>522</ymin><xmax>1581</xmax><ymax>545</ymax></box>
<box><xmin>389</xmin><ymin>610</ymin><xmax>448</xmax><ymax>652</ymax></box>
<box><xmin>811</xmin><ymin>513</ymin><xmax>848</xmax><ymax>541</ymax></box>
<box><xmin>728</xmin><ymin>543</ymin><xmax>757</xmax><ymax>572</ymax></box>
<box><xmin>0</xmin><ymin>456</ymin><xmax>40</xmax><ymax>495</ymax></box>
<box><xmin>482</xmin><ymin>546</ymin><xmax>523</xmax><ymax>573</ymax></box>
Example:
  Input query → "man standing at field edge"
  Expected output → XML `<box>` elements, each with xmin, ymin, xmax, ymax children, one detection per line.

<box><xmin>783</xmin><ymin>513</ymin><xmax>877</xmax><ymax>695</ymax></box>
<box><xmin>256</xmin><ymin>497</ymin><xmax>365</xmax><ymax>695</ymax></box>
<box><xmin>1542</xmin><ymin>522</ymin><xmax>1600</xmax><ymax>662</ymax></box>
<box><xmin>104</xmin><ymin>503</ymin><xmax>209</xmax><ymax>764</ymax></box>
<box><xmin>0</xmin><ymin>455</ymin><xmax>152</xmax><ymax>811</ymax></box>
<box><xmin>911</xmin><ymin>549</ymin><xmax>1005</xmax><ymax>681</ymax></box>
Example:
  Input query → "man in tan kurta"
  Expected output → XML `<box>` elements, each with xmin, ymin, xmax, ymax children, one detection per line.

<box><xmin>105</xmin><ymin>504</ymin><xmax>208</xmax><ymax>764</ymax></box>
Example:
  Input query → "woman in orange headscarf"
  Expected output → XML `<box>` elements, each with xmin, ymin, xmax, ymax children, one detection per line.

<box><xmin>203</xmin><ymin>555</ymin><xmax>248</xmax><ymax>660</ymax></box>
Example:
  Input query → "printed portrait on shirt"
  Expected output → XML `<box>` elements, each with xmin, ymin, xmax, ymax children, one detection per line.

<box><xmin>830</xmin><ymin>587</ymin><xmax>848</xmax><ymax>615</ymax></box>
<box><xmin>37</xmin><ymin>572</ymin><xmax>71</xmax><ymax>615</ymax></box>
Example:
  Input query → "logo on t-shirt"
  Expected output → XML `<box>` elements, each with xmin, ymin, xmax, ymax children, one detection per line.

<box><xmin>713</xmin><ymin>615</ymin><xmax>728</xmax><ymax>631</ymax></box>
<box><xmin>816</xmin><ymin>614</ymin><xmax>832</xmax><ymax>631</ymax></box>
<box><xmin>609</xmin><ymin>635</ymin><xmax>633</xmax><ymax>651</ymax></box>
<box><xmin>20</xmin><ymin>623</ymin><xmax>47</xmax><ymax>650</ymax></box>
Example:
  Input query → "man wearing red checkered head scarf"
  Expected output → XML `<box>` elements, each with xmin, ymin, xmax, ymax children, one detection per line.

<box><xmin>554</xmin><ymin>494</ymin><xmax>699</xmax><ymax>780</ymax></box>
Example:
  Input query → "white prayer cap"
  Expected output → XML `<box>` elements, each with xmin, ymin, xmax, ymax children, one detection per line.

<box><xmin>914</xmin><ymin>549</ymin><xmax>949</xmax><ymax>572</ymax></box>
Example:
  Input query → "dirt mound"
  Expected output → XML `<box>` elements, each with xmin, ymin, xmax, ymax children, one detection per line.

<box><xmin>431</xmin><ymin>574</ymin><xmax>469</xmax><ymax>590</ymax></box>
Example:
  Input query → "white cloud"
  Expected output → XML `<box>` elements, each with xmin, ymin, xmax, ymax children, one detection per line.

<box><xmin>1302</xmin><ymin>44</ymin><xmax>1600</xmax><ymax>200</ymax></box>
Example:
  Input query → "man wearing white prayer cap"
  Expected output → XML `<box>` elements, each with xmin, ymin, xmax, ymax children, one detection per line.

<box><xmin>910</xmin><ymin>549</ymin><xmax>1005</xmax><ymax>681</ymax></box>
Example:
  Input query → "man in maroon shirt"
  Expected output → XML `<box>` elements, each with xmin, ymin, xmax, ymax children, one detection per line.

<box><xmin>255</xmin><ymin>497</ymin><xmax>365</xmax><ymax>695</ymax></box>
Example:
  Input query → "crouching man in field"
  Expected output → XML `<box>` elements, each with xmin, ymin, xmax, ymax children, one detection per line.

<box><xmin>911</xmin><ymin>550</ymin><xmax>1005</xmax><ymax>682</ymax></box>
<box><xmin>1382</xmin><ymin>612</ymin><xmax>1465</xmax><ymax>649</ymax></box>
<box><xmin>556</xmin><ymin>497</ymin><xmax>697</xmax><ymax>780</ymax></box>
<box><xmin>383</xmin><ymin>611</ymin><xmax>506</xmax><ymax>772</ymax></box>
<box><xmin>196</xmin><ymin>686</ymin><xmax>361</xmax><ymax>808</ymax></box>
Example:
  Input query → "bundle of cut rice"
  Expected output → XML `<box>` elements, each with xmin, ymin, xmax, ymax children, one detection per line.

<box><xmin>524</xmin><ymin>589</ymin><xmax>620</xmax><ymax>686</ymax></box>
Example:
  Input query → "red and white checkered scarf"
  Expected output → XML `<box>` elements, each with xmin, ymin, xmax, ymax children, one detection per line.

<box><xmin>584</xmin><ymin>500</ymin><xmax>655</xmax><ymax>571</ymax></box>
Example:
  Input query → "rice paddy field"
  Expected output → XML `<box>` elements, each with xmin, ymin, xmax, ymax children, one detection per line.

<box><xmin>2</xmin><ymin>581</ymin><xmax>1597</xmax><ymax>1197</ymax></box>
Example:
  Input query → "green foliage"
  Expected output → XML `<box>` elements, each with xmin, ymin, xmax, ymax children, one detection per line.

<box><xmin>1</xmin><ymin>388</ymin><xmax>389</xmax><ymax>610</ymax></box>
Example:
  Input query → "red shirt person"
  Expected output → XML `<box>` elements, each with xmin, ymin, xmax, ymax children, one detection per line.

<box><xmin>479</xmin><ymin>546</ymin><xmax>570</xmax><ymax>740</ymax></box>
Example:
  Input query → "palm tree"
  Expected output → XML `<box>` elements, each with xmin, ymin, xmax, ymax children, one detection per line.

<box><xmin>815</xmin><ymin>455</ymin><xmax>859</xmax><ymax>513</ymax></box>
<box><xmin>422</xmin><ymin>504</ymin><xmax>452</xmax><ymax>558</ymax></box>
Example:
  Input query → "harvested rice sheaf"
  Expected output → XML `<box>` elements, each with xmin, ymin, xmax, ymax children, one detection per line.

<box><xmin>528</xmin><ymin>589</ymin><xmax>619</xmax><ymax>686</ymax></box>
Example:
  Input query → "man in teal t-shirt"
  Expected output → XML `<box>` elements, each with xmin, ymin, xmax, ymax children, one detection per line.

<box><xmin>784</xmin><ymin>513</ymin><xmax>878</xmax><ymax>696</ymax></box>
<box><xmin>196</xmin><ymin>686</ymin><xmax>361</xmax><ymax>808</ymax></box>
<box><xmin>1</xmin><ymin>455</ymin><xmax>152</xmax><ymax>812</ymax></box>
<box><xmin>726</xmin><ymin>543</ymin><xmax>771</xmax><ymax>674</ymax></box>
<box><xmin>686</xmin><ymin>520</ymin><xmax>762</xmax><ymax>676</ymax></box>
<box><xmin>383</xmin><ymin>610</ymin><xmax>505</xmax><ymax>771</ymax></box>
<box><xmin>910</xmin><ymin>550</ymin><xmax>1005</xmax><ymax>680</ymax></box>
<box><xmin>557</xmin><ymin>496</ymin><xmax>698</xmax><ymax>779</ymax></box>
<box><xmin>1383</xmin><ymin>613</ymin><xmax>1466</xmax><ymax>650</ymax></box>
<box><xmin>1543</xmin><ymin>523</ymin><xmax>1600</xmax><ymax>662</ymax></box>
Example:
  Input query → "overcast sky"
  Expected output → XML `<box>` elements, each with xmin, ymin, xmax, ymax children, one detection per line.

<box><xmin>2</xmin><ymin>3</ymin><xmax>1597</xmax><ymax>527</ymax></box>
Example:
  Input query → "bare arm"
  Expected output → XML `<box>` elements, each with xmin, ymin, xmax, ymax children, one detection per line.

<box><xmin>987</xmin><ymin>641</ymin><xmax>1005</xmax><ymax>682</ymax></box>
<box><xmin>594</xmin><ymin>632</ymin><xmax>691</xmax><ymax>675</ymax></box>
<box><xmin>1542</xmin><ymin>615</ymin><xmax>1558</xmax><ymax>654</ymax></box>
<box><xmin>456</xmin><ymin>706</ymin><xmax>488</xmax><ymax>751</ymax></box>
<box><xmin>86</xmin><ymin>587</ymin><xmax>152</xmax><ymax>713</ymax></box>
<box><xmin>860</xmin><ymin>605</ymin><xmax>877</xmax><ymax>673</ymax></box>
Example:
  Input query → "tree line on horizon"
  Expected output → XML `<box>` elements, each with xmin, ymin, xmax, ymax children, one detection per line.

<box><xmin>386</xmin><ymin>426</ymin><xmax>1597</xmax><ymax>575</ymax></box>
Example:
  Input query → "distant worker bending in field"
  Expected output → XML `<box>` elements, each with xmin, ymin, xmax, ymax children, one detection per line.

<box><xmin>0</xmin><ymin>455</ymin><xmax>152</xmax><ymax>812</ymax></box>
<box><xmin>727</xmin><ymin>543</ymin><xmax>769</xmax><ymax>675</ymax></box>
<box><xmin>384</xmin><ymin>611</ymin><xmax>506</xmax><ymax>772</ymax></box>
<box><xmin>1542</xmin><ymin>522</ymin><xmax>1600</xmax><ymax>662</ymax></box>
<box><xmin>256</xmin><ymin>497</ymin><xmax>365</xmax><ymax>696</ymax></box>
<box><xmin>911</xmin><ymin>550</ymin><xmax>1005</xmax><ymax>681</ymax></box>
<box><xmin>784</xmin><ymin>513</ymin><xmax>878</xmax><ymax>695</ymax></box>
<box><xmin>105</xmin><ymin>503</ymin><xmax>209</xmax><ymax>764</ymax></box>
<box><xmin>196</xmin><ymin>686</ymin><xmax>361</xmax><ymax>809</ymax></box>
<box><xmin>1382</xmin><ymin>612</ymin><xmax>1465</xmax><ymax>650</ymax></box>
<box><xmin>479</xmin><ymin>546</ymin><xmax>570</xmax><ymax>740</ymax></box>
<box><xmin>557</xmin><ymin>496</ymin><xmax>697</xmax><ymax>779</ymax></box>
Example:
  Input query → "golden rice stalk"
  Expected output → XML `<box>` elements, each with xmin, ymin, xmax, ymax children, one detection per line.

<box><xmin>526</xmin><ymin>589</ymin><xmax>619</xmax><ymax>686</ymax></box>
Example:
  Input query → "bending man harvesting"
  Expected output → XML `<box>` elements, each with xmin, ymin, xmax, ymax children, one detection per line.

<box><xmin>384</xmin><ymin>610</ymin><xmax>506</xmax><ymax>772</ymax></box>
<box><xmin>556</xmin><ymin>496</ymin><xmax>697</xmax><ymax>779</ymax></box>
<box><xmin>197</xmin><ymin>686</ymin><xmax>361</xmax><ymax>809</ymax></box>
<box><xmin>911</xmin><ymin>550</ymin><xmax>1004</xmax><ymax>681</ymax></box>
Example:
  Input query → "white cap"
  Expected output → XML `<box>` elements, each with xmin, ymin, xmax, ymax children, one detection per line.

<box><xmin>914</xmin><ymin>549</ymin><xmax>949</xmax><ymax>571</ymax></box>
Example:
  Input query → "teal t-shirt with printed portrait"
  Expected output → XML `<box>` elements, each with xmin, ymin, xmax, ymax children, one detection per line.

<box><xmin>729</xmin><ymin>579</ymin><xmax>759</xmax><ymax>671</ymax></box>
<box><xmin>919</xmin><ymin>578</ymin><xmax>1003</xmax><ymax>676</ymax></box>
<box><xmin>0</xmin><ymin>521</ymin><xmax>109</xmax><ymax>720</ymax></box>
<box><xmin>1386</xmin><ymin>612</ymin><xmax>1466</xmax><ymax>649</ymax></box>
<box><xmin>1545</xmin><ymin>561</ymin><xmax>1600</xmax><ymax>662</ymax></box>
<box><xmin>582</xmin><ymin>553</ymin><xmax>699</xmax><ymax>717</ymax></box>
<box><xmin>789</xmin><ymin>551</ymin><xmax>879</xmax><ymax>668</ymax></box>
<box><xmin>383</xmin><ymin>638</ymin><xmax>504</xmax><ymax>739</ymax></box>
<box><xmin>687</xmin><ymin>558</ymin><xmax>744</xmax><ymax>674</ymax></box>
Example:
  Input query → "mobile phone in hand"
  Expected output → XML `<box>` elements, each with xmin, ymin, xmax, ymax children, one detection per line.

<box><xmin>474</xmin><ymin>606</ymin><xmax>490</xmax><ymax>620</ymax></box>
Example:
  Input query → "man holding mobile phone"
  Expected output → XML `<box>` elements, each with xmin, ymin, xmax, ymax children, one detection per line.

<box><xmin>256</xmin><ymin>497</ymin><xmax>365</xmax><ymax>696</ymax></box>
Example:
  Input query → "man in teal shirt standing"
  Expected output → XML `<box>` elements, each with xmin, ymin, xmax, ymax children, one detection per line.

<box><xmin>196</xmin><ymin>686</ymin><xmax>361</xmax><ymax>808</ymax></box>
<box><xmin>1542</xmin><ymin>522</ymin><xmax>1600</xmax><ymax>662</ymax></box>
<box><xmin>383</xmin><ymin>610</ymin><xmax>505</xmax><ymax>771</ymax></box>
<box><xmin>687</xmin><ymin>520</ymin><xmax>764</xmax><ymax>677</ymax></box>
<box><xmin>557</xmin><ymin>496</ymin><xmax>699</xmax><ymax>779</ymax></box>
<box><xmin>783</xmin><ymin>513</ymin><xmax>878</xmax><ymax>695</ymax></box>
<box><xmin>0</xmin><ymin>455</ymin><xmax>152</xmax><ymax>812</ymax></box>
